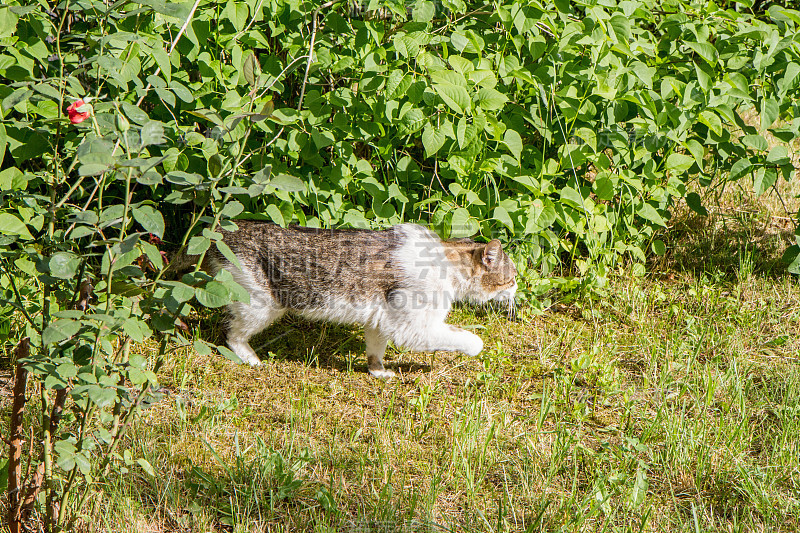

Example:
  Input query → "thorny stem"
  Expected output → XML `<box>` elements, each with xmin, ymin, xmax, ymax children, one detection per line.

<box><xmin>6</xmin><ymin>339</ymin><xmax>30</xmax><ymax>533</ymax></box>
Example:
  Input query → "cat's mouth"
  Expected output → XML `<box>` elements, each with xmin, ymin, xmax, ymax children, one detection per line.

<box><xmin>490</xmin><ymin>282</ymin><xmax>517</xmax><ymax>319</ymax></box>
<box><xmin>492</xmin><ymin>280</ymin><xmax>517</xmax><ymax>303</ymax></box>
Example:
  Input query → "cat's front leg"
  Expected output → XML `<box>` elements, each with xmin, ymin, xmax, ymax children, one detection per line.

<box><xmin>365</xmin><ymin>326</ymin><xmax>394</xmax><ymax>379</ymax></box>
<box><xmin>402</xmin><ymin>324</ymin><xmax>484</xmax><ymax>356</ymax></box>
<box><xmin>443</xmin><ymin>325</ymin><xmax>484</xmax><ymax>356</ymax></box>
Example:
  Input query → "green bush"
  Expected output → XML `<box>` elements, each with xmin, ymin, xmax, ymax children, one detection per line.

<box><xmin>1</xmin><ymin>0</ymin><xmax>799</xmax><ymax>528</ymax></box>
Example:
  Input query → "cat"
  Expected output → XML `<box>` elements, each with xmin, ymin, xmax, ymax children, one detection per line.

<box><xmin>199</xmin><ymin>222</ymin><xmax>518</xmax><ymax>378</ymax></box>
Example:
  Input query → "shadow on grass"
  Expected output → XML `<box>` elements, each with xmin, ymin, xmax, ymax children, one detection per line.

<box><xmin>656</xmin><ymin>209</ymin><xmax>795</xmax><ymax>281</ymax></box>
<box><xmin>201</xmin><ymin>312</ymin><xmax>434</xmax><ymax>376</ymax></box>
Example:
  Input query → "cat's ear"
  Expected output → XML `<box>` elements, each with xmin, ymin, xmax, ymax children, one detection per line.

<box><xmin>482</xmin><ymin>240</ymin><xmax>503</xmax><ymax>268</ymax></box>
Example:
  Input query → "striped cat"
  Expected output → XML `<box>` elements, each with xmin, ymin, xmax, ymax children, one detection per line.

<box><xmin>201</xmin><ymin>222</ymin><xmax>517</xmax><ymax>378</ymax></box>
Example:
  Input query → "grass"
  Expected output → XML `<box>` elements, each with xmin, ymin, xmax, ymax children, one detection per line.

<box><xmin>89</xmin><ymin>249</ymin><xmax>800</xmax><ymax>531</ymax></box>
<box><xmin>3</xmin><ymin>184</ymin><xmax>800</xmax><ymax>532</ymax></box>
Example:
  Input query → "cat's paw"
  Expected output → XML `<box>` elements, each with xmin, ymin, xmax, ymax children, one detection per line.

<box><xmin>462</xmin><ymin>334</ymin><xmax>484</xmax><ymax>357</ymax></box>
<box><xmin>228</xmin><ymin>342</ymin><xmax>262</xmax><ymax>366</ymax></box>
<box><xmin>369</xmin><ymin>368</ymin><xmax>396</xmax><ymax>379</ymax></box>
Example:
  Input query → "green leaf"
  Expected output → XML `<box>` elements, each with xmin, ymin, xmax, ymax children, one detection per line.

<box><xmin>0</xmin><ymin>459</ymin><xmax>8</xmax><ymax>494</ymax></box>
<box><xmin>185</xmin><ymin>109</ymin><xmax>224</xmax><ymax>126</ymax></box>
<box><xmin>187</xmin><ymin>236</ymin><xmax>210</xmax><ymax>255</ymax></box>
<box><xmin>270</xmin><ymin>174</ymin><xmax>305</xmax><ymax>192</ymax></box>
<box><xmin>433</xmin><ymin>83</ymin><xmax>470</xmax><ymax>114</ymax></box>
<box><xmin>131</xmin><ymin>206</ymin><xmax>165</xmax><ymax>238</ymax></box>
<box><xmin>123</xmin><ymin>317</ymin><xmax>151</xmax><ymax>342</ymax></box>
<box><xmin>2</xmin><ymin>88</ymin><xmax>33</xmax><ymax>112</ymax></box>
<box><xmin>122</xmin><ymin>102</ymin><xmax>149</xmax><ymax>124</ymax></box>
<box><xmin>766</xmin><ymin>145</ymin><xmax>789</xmax><ymax>165</ymax></box>
<box><xmin>214</xmin><ymin>241</ymin><xmax>242</xmax><ymax>269</ymax></box>
<box><xmin>525</xmin><ymin>199</ymin><xmax>556</xmax><ymax>234</ymax></box>
<box><xmin>742</xmin><ymin>134</ymin><xmax>768</xmax><ymax>152</ymax></box>
<box><xmin>685</xmin><ymin>192</ymin><xmax>708</xmax><ymax>216</ymax></box>
<box><xmin>266</xmin><ymin>204</ymin><xmax>285</xmax><ymax>226</ymax></box>
<box><xmin>560</xmin><ymin>186</ymin><xmax>585</xmax><ymax>209</ymax></box>
<box><xmin>504</xmin><ymin>129</ymin><xmax>522</xmax><ymax>161</ymax></box>
<box><xmin>685</xmin><ymin>41</ymin><xmax>717</xmax><ymax>66</ymax></box>
<box><xmin>761</xmin><ymin>98</ymin><xmax>779</xmax><ymax>130</ymax></box>
<box><xmin>170</xmin><ymin>81</ymin><xmax>193</xmax><ymax>103</ymax></box>
<box><xmin>137</xmin><ymin>458</ymin><xmax>156</xmax><ymax>477</ymax></box>
<box><xmin>49</xmin><ymin>252</ymin><xmax>81</xmax><ymax>279</ymax></box>
<box><xmin>195</xmin><ymin>281</ymin><xmax>231</xmax><ymax>308</ymax></box>
<box><xmin>218</xmin><ymin>345</ymin><xmax>243</xmax><ymax>363</ymax></box>
<box><xmin>630</xmin><ymin>466</ymin><xmax>648</xmax><ymax>507</ymax></box>
<box><xmin>594</xmin><ymin>176</ymin><xmax>614</xmax><ymax>201</ymax></box>
<box><xmin>386</xmin><ymin>71</ymin><xmax>413</xmax><ymax>100</ymax></box>
<box><xmin>140</xmin><ymin>121</ymin><xmax>165</xmax><ymax>146</ymax></box>
<box><xmin>78</xmin><ymin>163</ymin><xmax>111</xmax><ymax>177</ymax></box>
<box><xmin>456</xmin><ymin>118</ymin><xmax>478</xmax><ymax>149</ymax></box>
<box><xmin>152</xmin><ymin>46</ymin><xmax>171</xmax><ymax>83</ymax></box>
<box><xmin>422</xmin><ymin>124</ymin><xmax>446</xmax><ymax>157</ymax></box>
<box><xmin>666</xmin><ymin>153</ymin><xmax>695</xmax><ymax>174</ymax></box>
<box><xmin>729</xmin><ymin>158</ymin><xmax>753</xmax><ymax>180</ymax></box>
<box><xmin>413</xmin><ymin>0</ymin><xmax>435</xmax><ymax>21</ymax></box>
<box><xmin>782</xmin><ymin>245</ymin><xmax>800</xmax><ymax>274</ymax></box>
<box><xmin>448</xmin><ymin>56</ymin><xmax>474</xmax><ymax>74</ymax></box>
<box><xmin>778</xmin><ymin>62</ymin><xmax>800</xmax><ymax>98</ymax></box>
<box><xmin>576</xmin><ymin>128</ymin><xmax>597</xmax><ymax>153</ymax></box>
<box><xmin>753</xmin><ymin>167</ymin><xmax>777</xmax><ymax>196</ymax></box>
<box><xmin>631</xmin><ymin>61</ymin><xmax>654</xmax><ymax>89</ymax></box>
<box><xmin>33</xmin><ymin>83</ymin><xmax>61</xmax><ymax>101</ymax></box>
<box><xmin>42</xmin><ymin>319</ymin><xmax>80</xmax><ymax>345</ymax></box>
<box><xmin>208</xmin><ymin>153</ymin><xmax>223</xmax><ymax>179</ymax></box>
<box><xmin>0</xmin><ymin>123</ymin><xmax>6</xmax><ymax>169</ymax></box>
<box><xmin>698</xmin><ymin>110</ymin><xmax>722</xmax><ymax>137</ymax></box>
<box><xmin>449</xmin><ymin>207</ymin><xmax>476</xmax><ymax>238</ymax></box>
<box><xmin>475</xmin><ymin>88</ymin><xmax>508</xmax><ymax>111</ymax></box>
<box><xmin>168</xmin><ymin>282</ymin><xmax>195</xmax><ymax>303</ymax></box>
<box><xmin>215</xmin><ymin>269</ymin><xmax>250</xmax><ymax>303</ymax></box>
<box><xmin>0</xmin><ymin>213</ymin><xmax>33</xmax><ymax>239</ymax></box>
<box><xmin>55</xmin><ymin>361</ymin><xmax>77</xmax><ymax>380</ymax></box>
<box><xmin>194</xmin><ymin>339</ymin><xmax>213</xmax><ymax>356</ymax></box>
<box><xmin>651</xmin><ymin>239</ymin><xmax>666</xmax><ymax>256</ymax></box>
<box><xmin>638</xmin><ymin>202</ymin><xmax>666</xmax><ymax>226</ymax></box>
<box><xmin>220</xmin><ymin>201</ymin><xmax>244</xmax><ymax>218</ymax></box>
<box><xmin>492</xmin><ymin>206</ymin><xmax>514</xmax><ymax>231</ymax></box>
<box><xmin>55</xmin><ymin>440</ymin><xmax>77</xmax><ymax>471</ymax></box>
<box><xmin>243</xmin><ymin>52</ymin><xmax>259</xmax><ymax>86</ymax></box>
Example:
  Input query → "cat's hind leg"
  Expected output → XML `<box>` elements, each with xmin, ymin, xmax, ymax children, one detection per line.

<box><xmin>226</xmin><ymin>299</ymin><xmax>286</xmax><ymax>366</ymax></box>
<box><xmin>365</xmin><ymin>326</ymin><xmax>394</xmax><ymax>379</ymax></box>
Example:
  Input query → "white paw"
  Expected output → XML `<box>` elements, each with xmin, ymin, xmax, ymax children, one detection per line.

<box><xmin>463</xmin><ymin>334</ymin><xmax>484</xmax><ymax>357</ymax></box>
<box><xmin>228</xmin><ymin>342</ymin><xmax>262</xmax><ymax>366</ymax></box>
<box><xmin>369</xmin><ymin>368</ymin><xmax>396</xmax><ymax>379</ymax></box>
<box><xmin>244</xmin><ymin>356</ymin><xmax>263</xmax><ymax>367</ymax></box>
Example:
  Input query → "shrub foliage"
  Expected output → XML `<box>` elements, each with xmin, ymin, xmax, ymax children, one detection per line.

<box><xmin>1</xmin><ymin>0</ymin><xmax>799</xmax><ymax>528</ymax></box>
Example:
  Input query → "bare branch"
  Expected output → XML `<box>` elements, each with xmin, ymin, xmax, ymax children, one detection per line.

<box><xmin>7</xmin><ymin>338</ymin><xmax>30</xmax><ymax>533</ymax></box>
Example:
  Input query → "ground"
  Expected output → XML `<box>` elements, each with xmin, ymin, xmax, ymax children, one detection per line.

<box><xmin>102</xmin><ymin>239</ymin><xmax>800</xmax><ymax>531</ymax></box>
<box><xmin>2</xmin><ymin>183</ymin><xmax>800</xmax><ymax>532</ymax></box>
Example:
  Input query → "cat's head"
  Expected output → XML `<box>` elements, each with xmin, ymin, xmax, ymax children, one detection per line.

<box><xmin>461</xmin><ymin>239</ymin><xmax>518</xmax><ymax>304</ymax></box>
